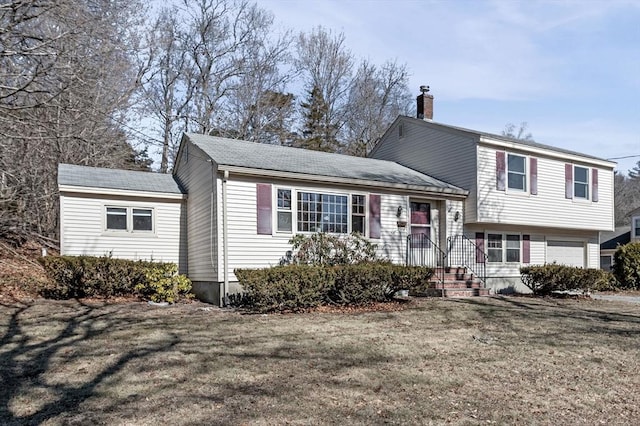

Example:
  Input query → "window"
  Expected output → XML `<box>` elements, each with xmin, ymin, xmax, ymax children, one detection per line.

<box><xmin>351</xmin><ymin>194</ymin><xmax>366</xmax><ymax>234</ymax></box>
<box><xmin>507</xmin><ymin>154</ymin><xmax>526</xmax><ymax>191</ymax></box>
<box><xmin>132</xmin><ymin>209</ymin><xmax>153</xmax><ymax>231</ymax></box>
<box><xmin>506</xmin><ymin>234</ymin><xmax>521</xmax><ymax>262</ymax></box>
<box><xmin>487</xmin><ymin>234</ymin><xmax>502</xmax><ymax>262</ymax></box>
<box><xmin>410</xmin><ymin>202</ymin><xmax>431</xmax><ymax>248</ymax></box>
<box><xmin>106</xmin><ymin>207</ymin><xmax>127</xmax><ymax>230</ymax></box>
<box><xmin>297</xmin><ymin>192</ymin><xmax>348</xmax><ymax>233</ymax></box>
<box><xmin>276</xmin><ymin>189</ymin><xmax>292</xmax><ymax>232</ymax></box>
<box><xmin>487</xmin><ymin>234</ymin><xmax>520</xmax><ymax>263</ymax></box>
<box><xmin>106</xmin><ymin>206</ymin><xmax>153</xmax><ymax>233</ymax></box>
<box><xmin>634</xmin><ymin>217</ymin><xmax>640</xmax><ymax>238</ymax></box>
<box><xmin>574</xmin><ymin>166</ymin><xmax>589</xmax><ymax>199</ymax></box>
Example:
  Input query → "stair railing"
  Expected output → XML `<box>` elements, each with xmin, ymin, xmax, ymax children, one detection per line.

<box><xmin>406</xmin><ymin>232</ymin><xmax>446</xmax><ymax>294</ymax></box>
<box><xmin>446</xmin><ymin>235</ymin><xmax>487</xmax><ymax>286</ymax></box>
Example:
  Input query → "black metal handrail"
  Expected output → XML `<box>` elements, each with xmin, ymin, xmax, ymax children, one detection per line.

<box><xmin>446</xmin><ymin>235</ymin><xmax>487</xmax><ymax>285</ymax></box>
<box><xmin>406</xmin><ymin>232</ymin><xmax>446</xmax><ymax>289</ymax></box>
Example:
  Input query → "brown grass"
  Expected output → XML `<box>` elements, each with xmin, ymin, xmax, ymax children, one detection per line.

<box><xmin>1</xmin><ymin>296</ymin><xmax>640</xmax><ymax>425</ymax></box>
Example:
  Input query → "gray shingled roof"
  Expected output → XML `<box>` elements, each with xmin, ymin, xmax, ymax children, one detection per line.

<box><xmin>406</xmin><ymin>117</ymin><xmax>613</xmax><ymax>164</ymax></box>
<box><xmin>185</xmin><ymin>133</ymin><xmax>465</xmax><ymax>194</ymax></box>
<box><xmin>58</xmin><ymin>164</ymin><xmax>184</xmax><ymax>194</ymax></box>
<box><xmin>600</xmin><ymin>226</ymin><xmax>631</xmax><ymax>250</ymax></box>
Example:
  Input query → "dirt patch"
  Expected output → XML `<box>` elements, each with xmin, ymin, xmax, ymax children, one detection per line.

<box><xmin>0</xmin><ymin>240</ymin><xmax>52</xmax><ymax>304</ymax></box>
<box><xmin>2</xmin><ymin>296</ymin><xmax>640</xmax><ymax>425</ymax></box>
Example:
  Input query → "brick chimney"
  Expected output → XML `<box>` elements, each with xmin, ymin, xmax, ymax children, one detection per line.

<box><xmin>416</xmin><ymin>85</ymin><xmax>433</xmax><ymax>120</ymax></box>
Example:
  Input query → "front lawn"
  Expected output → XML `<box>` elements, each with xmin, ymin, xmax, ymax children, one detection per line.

<box><xmin>1</xmin><ymin>296</ymin><xmax>639</xmax><ymax>424</ymax></box>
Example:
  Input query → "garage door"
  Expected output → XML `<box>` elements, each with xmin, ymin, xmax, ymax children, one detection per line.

<box><xmin>546</xmin><ymin>240</ymin><xmax>585</xmax><ymax>267</ymax></box>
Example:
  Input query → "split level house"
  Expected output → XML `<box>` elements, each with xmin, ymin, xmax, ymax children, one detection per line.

<box><xmin>57</xmin><ymin>91</ymin><xmax>615</xmax><ymax>305</ymax></box>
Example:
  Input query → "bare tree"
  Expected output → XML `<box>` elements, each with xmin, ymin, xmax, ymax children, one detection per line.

<box><xmin>343</xmin><ymin>59</ymin><xmax>411</xmax><ymax>156</ymax></box>
<box><xmin>502</xmin><ymin>122</ymin><xmax>534</xmax><ymax>141</ymax></box>
<box><xmin>295</xmin><ymin>26</ymin><xmax>353</xmax><ymax>151</ymax></box>
<box><xmin>0</xmin><ymin>0</ymin><xmax>148</xmax><ymax>239</ymax></box>
<box><xmin>138</xmin><ymin>7</ymin><xmax>193</xmax><ymax>173</ymax></box>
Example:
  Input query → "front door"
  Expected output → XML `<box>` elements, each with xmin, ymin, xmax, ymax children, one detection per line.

<box><xmin>408</xmin><ymin>201</ymin><xmax>435</xmax><ymax>266</ymax></box>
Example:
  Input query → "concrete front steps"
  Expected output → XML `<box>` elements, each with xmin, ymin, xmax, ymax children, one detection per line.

<box><xmin>416</xmin><ymin>267</ymin><xmax>490</xmax><ymax>298</ymax></box>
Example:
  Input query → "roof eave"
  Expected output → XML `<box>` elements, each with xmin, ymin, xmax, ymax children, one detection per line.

<box><xmin>58</xmin><ymin>184</ymin><xmax>186</xmax><ymax>200</ymax></box>
<box><xmin>217</xmin><ymin>165</ymin><xmax>469</xmax><ymax>198</ymax></box>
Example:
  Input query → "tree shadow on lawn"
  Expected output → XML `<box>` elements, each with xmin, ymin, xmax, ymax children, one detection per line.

<box><xmin>0</xmin><ymin>300</ymin><xmax>406</xmax><ymax>425</ymax></box>
<box><xmin>447</xmin><ymin>297</ymin><xmax>640</xmax><ymax>349</ymax></box>
<box><xmin>0</xmin><ymin>300</ymin><xmax>179</xmax><ymax>425</ymax></box>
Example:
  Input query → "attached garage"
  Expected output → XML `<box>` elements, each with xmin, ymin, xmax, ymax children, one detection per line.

<box><xmin>546</xmin><ymin>240</ymin><xmax>586</xmax><ymax>267</ymax></box>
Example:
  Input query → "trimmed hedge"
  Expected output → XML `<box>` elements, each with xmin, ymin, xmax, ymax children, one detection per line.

<box><xmin>520</xmin><ymin>264</ymin><xmax>616</xmax><ymax>296</ymax></box>
<box><xmin>38</xmin><ymin>255</ymin><xmax>193</xmax><ymax>302</ymax></box>
<box><xmin>613</xmin><ymin>242</ymin><xmax>640</xmax><ymax>289</ymax></box>
<box><xmin>234</xmin><ymin>262</ymin><xmax>434</xmax><ymax>313</ymax></box>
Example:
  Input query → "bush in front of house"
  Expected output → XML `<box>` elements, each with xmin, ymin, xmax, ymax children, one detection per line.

<box><xmin>329</xmin><ymin>263</ymin><xmax>434</xmax><ymax>305</ymax></box>
<box><xmin>38</xmin><ymin>255</ymin><xmax>193</xmax><ymax>302</ymax></box>
<box><xmin>135</xmin><ymin>262</ymin><xmax>193</xmax><ymax>303</ymax></box>
<box><xmin>288</xmin><ymin>232</ymin><xmax>379</xmax><ymax>265</ymax></box>
<box><xmin>234</xmin><ymin>262</ymin><xmax>434</xmax><ymax>313</ymax></box>
<box><xmin>520</xmin><ymin>264</ymin><xmax>616</xmax><ymax>296</ymax></box>
<box><xmin>234</xmin><ymin>264</ymin><xmax>334</xmax><ymax>312</ymax></box>
<box><xmin>613</xmin><ymin>242</ymin><xmax>640</xmax><ymax>289</ymax></box>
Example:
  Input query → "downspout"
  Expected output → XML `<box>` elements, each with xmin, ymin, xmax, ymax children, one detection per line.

<box><xmin>222</xmin><ymin>170</ymin><xmax>229</xmax><ymax>307</ymax></box>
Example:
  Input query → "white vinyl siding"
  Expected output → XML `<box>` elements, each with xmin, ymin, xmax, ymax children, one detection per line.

<box><xmin>371</xmin><ymin>118</ymin><xmax>478</xmax><ymax>223</ymax></box>
<box><xmin>465</xmin><ymin>226</ymin><xmax>599</xmax><ymax>293</ymax></box>
<box><xmin>60</xmin><ymin>193</ymin><xmax>184</xmax><ymax>267</ymax></box>
<box><xmin>217</xmin><ymin>175</ymin><xmax>438</xmax><ymax>282</ymax></box>
<box><xmin>173</xmin><ymin>141</ymin><xmax>218</xmax><ymax>281</ymax></box>
<box><xmin>476</xmin><ymin>145</ymin><xmax>613</xmax><ymax>231</ymax></box>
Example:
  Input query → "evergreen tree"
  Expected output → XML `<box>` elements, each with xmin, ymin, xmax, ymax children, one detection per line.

<box><xmin>296</xmin><ymin>86</ymin><xmax>339</xmax><ymax>152</ymax></box>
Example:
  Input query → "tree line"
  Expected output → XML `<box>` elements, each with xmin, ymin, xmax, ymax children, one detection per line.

<box><xmin>0</xmin><ymin>0</ymin><xmax>412</xmax><ymax>240</ymax></box>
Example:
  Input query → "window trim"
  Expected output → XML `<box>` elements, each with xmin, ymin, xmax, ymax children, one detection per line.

<box><xmin>506</xmin><ymin>153</ymin><xmax>527</xmax><ymax>192</ymax></box>
<box><xmin>486</xmin><ymin>233</ymin><xmax>521</xmax><ymax>264</ymax></box>
<box><xmin>633</xmin><ymin>216</ymin><xmax>640</xmax><ymax>239</ymax></box>
<box><xmin>573</xmin><ymin>165</ymin><xmax>590</xmax><ymax>200</ymax></box>
<box><xmin>275</xmin><ymin>187</ymin><xmax>293</xmax><ymax>233</ymax></box>
<box><xmin>104</xmin><ymin>205</ymin><xmax>155</xmax><ymax>234</ymax></box>
<box><xmin>270</xmin><ymin>187</ymin><xmax>369</xmax><ymax>236</ymax></box>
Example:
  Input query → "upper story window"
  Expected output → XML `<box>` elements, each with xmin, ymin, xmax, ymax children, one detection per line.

<box><xmin>507</xmin><ymin>154</ymin><xmax>526</xmax><ymax>191</ymax></box>
<box><xmin>497</xmin><ymin>151</ymin><xmax>537</xmax><ymax>194</ymax></box>
<box><xmin>574</xmin><ymin>166</ymin><xmax>589</xmax><ymax>199</ymax></box>
<box><xmin>106</xmin><ymin>206</ymin><xmax>153</xmax><ymax>233</ymax></box>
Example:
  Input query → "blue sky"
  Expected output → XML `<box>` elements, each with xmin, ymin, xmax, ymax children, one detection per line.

<box><xmin>258</xmin><ymin>0</ymin><xmax>640</xmax><ymax>173</ymax></box>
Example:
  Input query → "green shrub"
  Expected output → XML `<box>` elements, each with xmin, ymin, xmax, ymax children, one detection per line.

<box><xmin>613</xmin><ymin>242</ymin><xmax>640</xmax><ymax>289</ymax></box>
<box><xmin>38</xmin><ymin>255</ymin><xmax>192</xmax><ymax>302</ymax></box>
<box><xmin>288</xmin><ymin>232</ymin><xmax>378</xmax><ymax>265</ymax></box>
<box><xmin>135</xmin><ymin>263</ymin><xmax>193</xmax><ymax>303</ymax></box>
<box><xmin>234</xmin><ymin>262</ymin><xmax>434</xmax><ymax>312</ymax></box>
<box><xmin>520</xmin><ymin>264</ymin><xmax>615</xmax><ymax>296</ymax></box>
<box><xmin>235</xmin><ymin>265</ymin><xmax>333</xmax><ymax>312</ymax></box>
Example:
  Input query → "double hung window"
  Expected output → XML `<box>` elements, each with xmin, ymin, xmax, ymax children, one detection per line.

<box><xmin>487</xmin><ymin>234</ymin><xmax>521</xmax><ymax>263</ymax></box>
<box><xmin>507</xmin><ymin>154</ymin><xmax>526</xmax><ymax>191</ymax></box>
<box><xmin>574</xmin><ymin>166</ymin><xmax>589</xmax><ymax>199</ymax></box>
